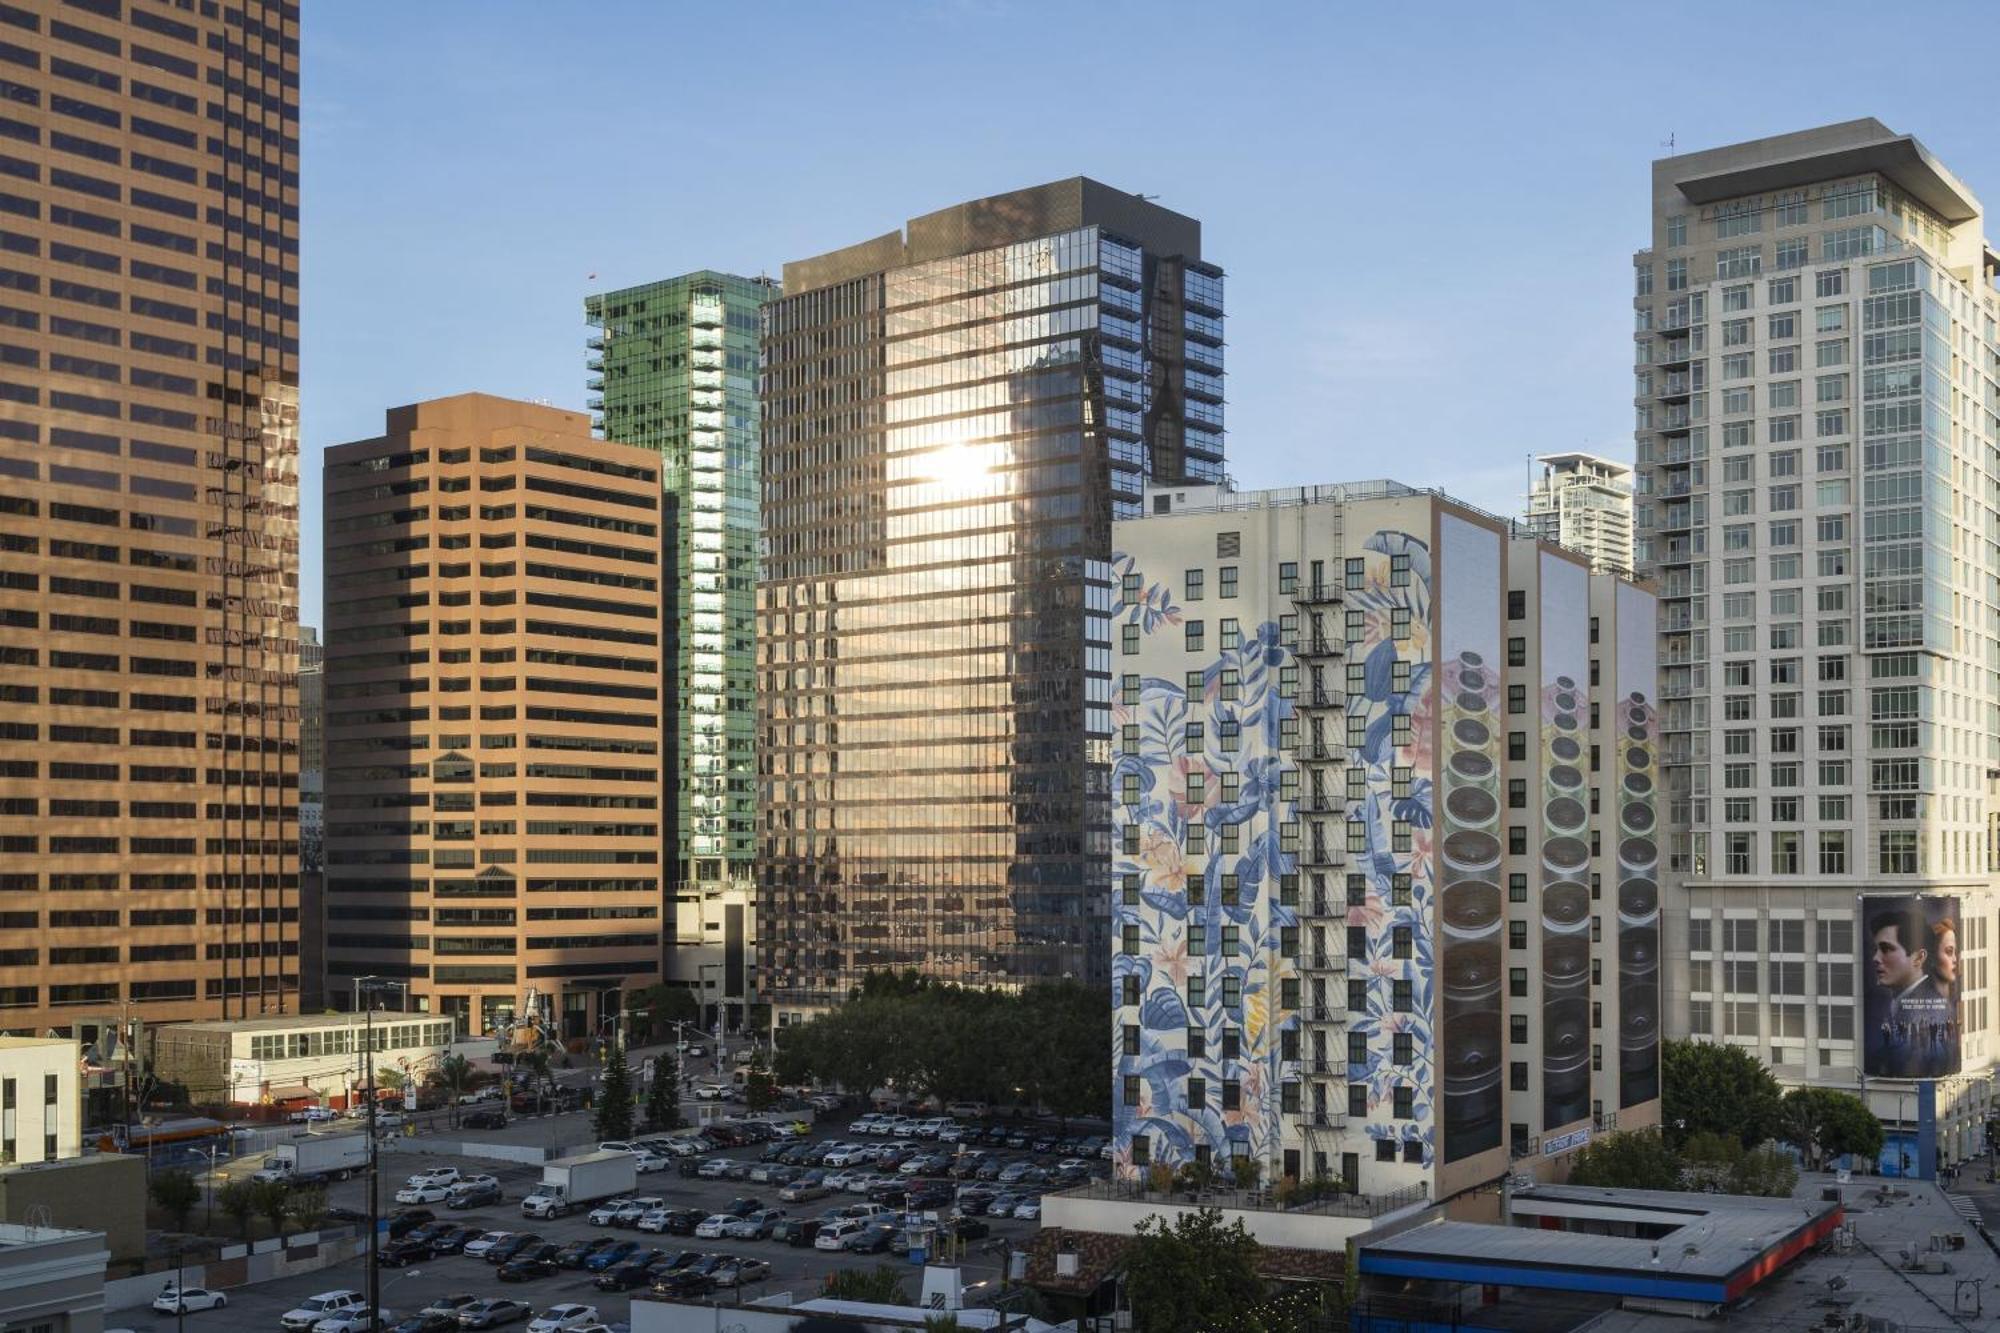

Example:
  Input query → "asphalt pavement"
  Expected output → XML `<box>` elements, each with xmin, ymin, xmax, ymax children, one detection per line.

<box><xmin>122</xmin><ymin>1115</ymin><xmax>1034</xmax><ymax>1332</ymax></box>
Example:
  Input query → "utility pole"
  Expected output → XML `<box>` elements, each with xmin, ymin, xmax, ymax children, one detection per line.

<box><xmin>356</xmin><ymin>975</ymin><xmax>400</xmax><ymax>1324</ymax></box>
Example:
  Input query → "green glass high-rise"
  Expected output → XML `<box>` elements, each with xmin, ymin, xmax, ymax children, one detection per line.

<box><xmin>585</xmin><ymin>272</ymin><xmax>777</xmax><ymax>914</ymax></box>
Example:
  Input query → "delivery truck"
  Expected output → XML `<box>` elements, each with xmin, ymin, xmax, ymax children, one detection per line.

<box><xmin>253</xmin><ymin>1132</ymin><xmax>368</xmax><ymax>1186</ymax></box>
<box><xmin>519</xmin><ymin>1150</ymin><xmax>637</xmax><ymax>1218</ymax></box>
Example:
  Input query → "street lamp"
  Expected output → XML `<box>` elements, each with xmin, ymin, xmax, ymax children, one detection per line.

<box><xmin>354</xmin><ymin>975</ymin><xmax>405</xmax><ymax>1327</ymax></box>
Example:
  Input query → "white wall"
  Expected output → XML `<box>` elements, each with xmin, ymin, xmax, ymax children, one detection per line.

<box><xmin>1042</xmin><ymin>1190</ymin><xmax>1384</xmax><ymax>1251</ymax></box>
<box><xmin>0</xmin><ymin>1039</ymin><xmax>81</xmax><ymax>1164</ymax></box>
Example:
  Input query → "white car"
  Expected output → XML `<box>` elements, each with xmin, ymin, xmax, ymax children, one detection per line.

<box><xmin>280</xmin><ymin>1291</ymin><xmax>366</xmax><ymax>1332</ymax></box>
<box><xmin>614</xmin><ymin>1197</ymin><xmax>663</xmax><ymax>1224</ymax></box>
<box><xmin>289</xmin><ymin>1106</ymin><xmax>337</xmax><ymax>1124</ymax></box>
<box><xmin>421</xmin><ymin>1296</ymin><xmax>482</xmax><ymax>1320</ymax></box>
<box><xmin>152</xmin><ymin>1286</ymin><xmax>227</xmax><ymax>1314</ymax></box>
<box><xmin>824</xmin><ymin>1145</ymin><xmax>869</xmax><ymax>1167</ymax></box>
<box><xmin>1013</xmin><ymin>1199</ymin><xmax>1042</xmax><ymax>1220</ymax></box>
<box><xmin>407</xmin><ymin>1167</ymin><xmax>462</xmax><ymax>1188</ymax></box>
<box><xmin>632</xmin><ymin>1151</ymin><xmax>669</xmax><ymax>1173</ymax></box>
<box><xmin>373</xmin><ymin>1112</ymin><xmax>405</xmax><ymax>1131</ymax></box>
<box><xmin>585</xmin><ymin>1197</ymin><xmax>633</xmax><ymax>1226</ymax></box>
<box><xmin>526</xmin><ymin>1305</ymin><xmax>600</xmax><ymax>1333</ymax></box>
<box><xmin>394</xmin><ymin>1183</ymin><xmax>450</xmax><ymax>1205</ymax></box>
<box><xmin>597</xmin><ymin>1140</ymin><xmax>636</xmax><ymax>1154</ymax></box>
<box><xmin>634</xmin><ymin>1208</ymin><xmax>676</xmax><ymax>1233</ymax></box>
<box><xmin>313</xmin><ymin>1309</ymin><xmax>390</xmax><ymax>1333</ymax></box>
<box><xmin>815</xmin><ymin>1217</ymin><xmax>867</xmax><ymax>1251</ymax></box>
<box><xmin>461</xmin><ymin>1230</ymin><xmax>513</xmax><ymax>1259</ymax></box>
<box><xmin>693</xmin><ymin>1084</ymin><xmax>725</xmax><ymax>1100</ymax></box>
<box><xmin>693</xmin><ymin>1212</ymin><xmax>735</xmax><ymax>1239</ymax></box>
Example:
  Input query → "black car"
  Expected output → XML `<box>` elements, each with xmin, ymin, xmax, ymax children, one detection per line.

<box><xmin>843</xmin><ymin>1222</ymin><xmax>898</xmax><ymax>1254</ymax></box>
<box><xmin>462</xmin><ymin>1109</ymin><xmax>508</xmax><ymax>1130</ymax></box>
<box><xmin>722</xmin><ymin>1196</ymin><xmax>762</xmax><ymax>1218</ymax></box>
<box><xmin>651</xmin><ymin>1267</ymin><xmax>716</xmax><ymax>1298</ymax></box>
<box><xmin>496</xmin><ymin>1242</ymin><xmax>562</xmax><ymax>1282</ymax></box>
<box><xmin>867</xmin><ymin>1181</ymin><xmax>908</xmax><ymax>1206</ymax></box>
<box><xmin>956</xmin><ymin>1189</ymin><xmax>997</xmax><ymax>1215</ymax></box>
<box><xmin>658</xmin><ymin>1207</ymin><xmax>706</xmax><ymax>1236</ymax></box>
<box><xmin>584</xmin><ymin>1239</ymin><xmax>641</xmax><ymax>1272</ymax></box>
<box><xmin>427</xmin><ymin>1224</ymin><xmax>479</xmax><ymax>1255</ymax></box>
<box><xmin>386</xmin><ymin>1209</ymin><xmax>435</xmax><ymax>1239</ymax></box>
<box><xmin>948</xmin><ymin>1215</ymin><xmax>992</xmax><ymax>1240</ymax></box>
<box><xmin>388</xmin><ymin>1315</ymin><xmax>456</xmax><ymax>1333</ymax></box>
<box><xmin>594</xmin><ymin>1258</ymin><xmax>661</xmax><ymax>1291</ymax></box>
<box><xmin>556</xmin><ymin>1236</ymin><xmax>616</xmax><ymax>1269</ymax></box>
<box><xmin>907</xmin><ymin>1183</ymin><xmax>953</xmax><ymax>1210</ymax></box>
<box><xmin>327</xmin><ymin>1205</ymin><xmax>369</xmax><ymax>1224</ymax></box>
<box><xmin>776</xmin><ymin>1218</ymin><xmax>823</xmax><ymax>1247</ymax></box>
<box><xmin>376</xmin><ymin>1236</ymin><xmax>430</xmax><ymax>1267</ymax></box>
<box><xmin>447</xmin><ymin>1181</ymin><xmax>503</xmax><ymax>1209</ymax></box>
<box><xmin>483</xmin><ymin>1232</ymin><xmax>544</xmax><ymax>1265</ymax></box>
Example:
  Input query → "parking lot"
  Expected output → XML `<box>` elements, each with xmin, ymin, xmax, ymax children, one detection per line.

<box><xmin>115</xmin><ymin>1109</ymin><xmax>1102</xmax><ymax>1330</ymax></box>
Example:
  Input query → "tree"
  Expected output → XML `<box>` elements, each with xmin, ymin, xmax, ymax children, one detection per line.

<box><xmin>437</xmin><ymin>1053</ymin><xmax>474</xmax><ymax>1126</ymax></box>
<box><xmin>1564</xmin><ymin>1130</ymin><xmax>1682</xmax><ymax>1190</ymax></box>
<box><xmin>149</xmin><ymin>1168</ymin><xmax>200</xmax><ymax>1232</ymax></box>
<box><xmin>822</xmin><ymin>1263</ymin><xmax>908</xmax><ymax>1303</ymax></box>
<box><xmin>287</xmin><ymin>1185</ymin><xmax>329</xmax><ymax>1234</ymax></box>
<box><xmin>1730</xmin><ymin>1143</ymin><xmax>1800</xmax><ymax>1198</ymax></box>
<box><xmin>1122</xmin><ymin>1207</ymin><xmax>1266</xmax><ymax>1333</ymax></box>
<box><xmin>594</xmin><ymin>1041</ymin><xmax>635</xmax><ymax>1141</ymax></box>
<box><xmin>745</xmin><ymin>1045</ymin><xmax>776</xmax><ymax>1113</ymax></box>
<box><xmin>1661</xmin><ymin>1039</ymin><xmax>1782</xmax><ymax>1148</ymax></box>
<box><xmin>626</xmin><ymin>983</ymin><xmax>701</xmax><ymax>1046</ymax></box>
<box><xmin>1778</xmin><ymin>1087</ymin><xmax>1884</xmax><ymax>1169</ymax></box>
<box><xmin>254</xmin><ymin>1178</ymin><xmax>292</xmax><ymax>1238</ymax></box>
<box><xmin>217</xmin><ymin>1179</ymin><xmax>258</xmax><ymax>1239</ymax></box>
<box><xmin>643</xmin><ymin>1062</ymin><xmax>682</xmax><ymax>1132</ymax></box>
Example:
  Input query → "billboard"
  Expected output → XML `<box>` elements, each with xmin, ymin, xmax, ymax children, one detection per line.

<box><xmin>1862</xmin><ymin>894</ymin><xmax>1961</xmax><ymax>1079</ymax></box>
<box><xmin>1538</xmin><ymin>552</ymin><xmax>1592</xmax><ymax>1132</ymax></box>
<box><xmin>1436</xmin><ymin>513</ymin><xmax>1504</xmax><ymax>1163</ymax></box>
<box><xmin>1614</xmin><ymin>581</ymin><xmax>1660</xmax><ymax>1109</ymax></box>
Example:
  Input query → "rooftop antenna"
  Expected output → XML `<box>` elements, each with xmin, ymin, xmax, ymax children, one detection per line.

<box><xmin>1136</xmin><ymin>193</ymin><xmax>1161</xmax><ymax>202</ymax></box>
<box><xmin>1660</xmin><ymin>133</ymin><xmax>1676</xmax><ymax>155</ymax></box>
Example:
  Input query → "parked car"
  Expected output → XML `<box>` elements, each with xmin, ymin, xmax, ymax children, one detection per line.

<box><xmin>447</xmin><ymin>1179</ymin><xmax>503</xmax><ymax>1209</ymax></box>
<box><xmin>419</xmin><ymin>1295</ymin><xmax>482</xmax><ymax>1321</ymax></box>
<box><xmin>585</xmin><ymin>1197</ymin><xmax>633</xmax><ymax>1227</ymax></box>
<box><xmin>594</xmin><ymin>1255</ymin><xmax>664</xmax><ymax>1291</ymax></box>
<box><xmin>390</xmin><ymin>1314</ymin><xmax>456</xmax><ymax>1333</ymax></box>
<box><xmin>843</xmin><ymin>1221</ymin><xmax>898</xmax><ymax>1254</ymax></box>
<box><xmin>649</xmin><ymin>1265</ymin><xmax>716</xmax><ymax>1298</ymax></box>
<box><xmin>526</xmin><ymin>1306</ymin><xmax>601</xmax><ymax>1333</ymax></box>
<box><xmin>774</xmin><ymin>1217</ymin><xmax>823</xmax><ymax>1247</ymax></box>
<box><xmin>152</xmin><ymin>1286</ymin><xmax>228</xmax><ymax>1314</ymax></box>
<box><xmin>462</xmin><ymin>1109</ymin><xmax>508</xmax><ymax>1131</ymax></box>
<box><xmin>289</xmin><ymin>1106</ymin><xmax>338</xmax><ymax>1124</ymax></box>
<box><xmin>814</xmin><ymin>1218</ymin><xmax>867</xmax><ymax>1251</ymax></box>
<box><xmin>725</xmin><ymin>1208</ymin><xmax>785</xmax><ymax>1240</ymax></box>
<box><xmin>395</xmin><ymin>1183</ymin><xmax>451</xmax><ymax>1206</ymax></box>
<box><xmin>497</xmin><ymin>1242</ymin><xmax>563</xmax><ymax>1282</ymax></box>
<box><xmin>427</xmin><ymin>1225</ymin><xmax>480</xmax><ymax>1255</ymax></box>
<box><xmin>780</xmin><ymin>1173</ymin><xmax>830</xmax><ymax>1203</ymax></box>
<box><xmin>313</xmin><ymin>1309</ymin><xmax>394</xmax><ymax>1333</ymax></box>
<box><xmin>375</xmin><ymin>1237</ymin><xmax>431</xmax><ymax>1268</ymax></box>
<box><xmin>455</xmin><ymin>1297</ymin><xmax>532</xmax><ymax>1329</ymax></box>
<box><xmin>281</xmin><ymin>1292</ymin><xmax>367</xmax><ymax>1332</ymax></box>
<box><xmin>407</xmin><ymin>1167</ymin><xmax>463</xmax><ymax>1188</ymax></box>
<box><xmin>556</xmin><ymin>1236</ymin><xmax>617</xmax><ymax>1269</ymax></box>
<box><xmin>611</xmin><ymin>1197</ymin><xmax>665</xmax><ymax>1226</ymax></box>
<box><xmin>1013</xmin><ymin>1198</ymin><xmax>1042</xmax><ymax>1220</ymax></box>
<box><xmin>461</xmin><ymin>1231</ymin><xmax>513</xmax><ymax>1259</ymax></box>
<box><xmin>692</xmin><ymin>1213</ymin><xmax>734</xmax><ymax>1240</ymax></box>
<box><xmin>712</xmin><ymin>1256</ymin><xmax>771</xmax><ymax>1288</ymax></box>
<box><xmin>386</xmin><ymin>1210</ymin><xmax>435</xmax><ymax>1239</ymax></box>
<box><xmin>583</xmin><ymin>1239</ymin><xmax>641</xmax><ymax>1272</ymax></box>
<box><xmin>482</xmin><ymin>1232</ymin><xmax>544</xmax><ymax>1265</ymax></box>
<box><xmin>632</xmin><ymin>1151</ymin><xmax>669</xmax><ymax>1173</ymax></box>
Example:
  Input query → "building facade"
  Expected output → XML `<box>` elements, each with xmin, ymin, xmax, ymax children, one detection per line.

<box><xmin>1523</xmin><ymin>452</ymin><xmax>1634</xmax><ymax>575</ymax></box>
<box><xmin>1633</xmin><ymin>121</ymin><xmax>2000</xmax><ymax>1159</ymax></box>
<box><xmin>1110</xmin><ymin>481</ymin><xmax>1659</xmax><ymax>1200</ymax></box>
<box><xmin>760</xmin><ymin>178</ymin><xmax>1224</xmax><ymax>1013</ymax></box>
<box><xmin>322</xmin><ymin>395</ymin><xmax>665</xmax><ymax>1041</ymax></box>
<box><xmin>0</xmin><ymin>0</ymin><xmax>302</xmax><ymax>1031</ymax></box>
<box><xmin>585</xmin><ymin>271</ymin><xmax>774</xmax><ymax>1017</ymax></box>
<box><xmin>0</xmin><ymin>1221</ymin><xmax>109</xmax><ymax>1333</ymax></box>
<box><xmin>0</xmin><ymin>1038</ymin><xmax>82</xmax><ymax>1165</ymax></box>
<box><xmin>152</xmin><ymin>1010</ymin><xmax>456</xmax><ymax>1108</ymax></box>
<box><xmin>299</xmin><ymin>624</ymin><xmax>323</xmax><ymax>1008</ymax></box>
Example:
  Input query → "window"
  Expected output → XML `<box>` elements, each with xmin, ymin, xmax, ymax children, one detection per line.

<box><xmin>1121</xmin><ymin>625</ymin><xmax>1138</xmax><ymax>655</ymax></box>
<box><xmin>1185</xmin><ymin>569</ymin><xmax>1204</xmax><ymax>601</ymax></box>
<box><xmin>1666</xmin><ymin>215</ymin><xmax>1687</xmax><ymax>247</ymax></box>
<box><xmin>1184</xmin><ymin>620</ymin><xmax>1204</xmax><ymax>652</ymax></box>
<box><xmin>1219</xmin><ymin>566</ymin><xmax>1238</xmax><ymax>598</ymax></box>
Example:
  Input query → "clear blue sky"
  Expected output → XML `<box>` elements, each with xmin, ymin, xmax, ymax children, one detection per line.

<box><xmin>300</xmin><ymin>0</ymin><xmax>2000</xmax><ymax>627</ymax></box>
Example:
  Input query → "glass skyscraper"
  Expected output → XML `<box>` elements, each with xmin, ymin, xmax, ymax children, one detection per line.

<box><xmin>759</xmin><ymin>178</ymin><xmax>1224</xmax><ymax>1014</ymax></box>
<box><xmin>586</xmin><ymin>273</ymin><xmax>775</xmax><ymax>903</ymax></box>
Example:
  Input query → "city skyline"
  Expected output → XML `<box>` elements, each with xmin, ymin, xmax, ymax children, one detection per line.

<box><xmin>294</xmin><ymin>1</ymin><xmax>2000</xmax><ymax>629</ymax></box>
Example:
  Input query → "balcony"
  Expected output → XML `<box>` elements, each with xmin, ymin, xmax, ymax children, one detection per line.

<box><xmin>1299</xmin><ymin>794</ymin><xmax>1341</xmax><ymax>815</ymax></box>
<box><xmin>1299</xmin><ymin>846</ymin><xmax>1344</xmax><ymax>869</ymax></box>
<box><xmin>1301</xmin><ymin>952</ymin><xmax>1343</xmax><ymax>972</ymax></box>
<box><xmin>1295</xmin><ymin>637</ymin><xmax>1343</xmax><ymax>659</ymax></box>
<box><xmin>586</xmin><ymin>335</ymin><xmax>604</xmax><ymax>351</ymax></box>
<box><xmin>1292</xmin><ymin>584</ymin><xmax>1343</xmax><ymax>606</ymax></box>
<box><xmin>1299</xmin><ymin>690</ymin><xmax>1344</xmax><ymax>711</ymax></box>
<box><xmin>1300</xmin><ymin>742</ymin><xmax>1338</xmax><ymax>762</ymax></box>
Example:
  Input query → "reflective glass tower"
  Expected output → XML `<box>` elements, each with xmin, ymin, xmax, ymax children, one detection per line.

<box><xmin>585</xmin><ymin>273</ymin><xmax>775</xmax><ymax>912</ymax></box>
<box><xmin>759</xmin><ymin>178</ymin><xmax>1224</xmax><ymax>1013</ymax></box>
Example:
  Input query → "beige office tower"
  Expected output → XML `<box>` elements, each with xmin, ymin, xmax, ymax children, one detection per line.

<box><xmin>1634</xmin><ymin>120</ymin><xmax>2000</xmax><ymax>1160</ymax></box>
<box><xmin>323</xmin><ymin>395</ymin><xmax>666</xmax><ymax>1042</ymax></box>
<box><xmin>1523</xmin><ymin>452</ymin><xmax>1635</xmax><ymax>575</ymax></box>
<box><xmin>0</xmin><ymin>1</ymin><xmax>301</xmax><ymax>1030</ymax></box>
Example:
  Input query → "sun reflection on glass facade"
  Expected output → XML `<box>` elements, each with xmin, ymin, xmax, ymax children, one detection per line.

<box><xmin>760</xmin><ymin>179</ymin><xmax>1224</xmax><ymax>1011</ymax></box>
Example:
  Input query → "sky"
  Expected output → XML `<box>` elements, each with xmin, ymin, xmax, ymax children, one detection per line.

<box><xmin>299</xmin><ymin>0</ymin><xmax>2000</xmax><ymax>628</ymax></box>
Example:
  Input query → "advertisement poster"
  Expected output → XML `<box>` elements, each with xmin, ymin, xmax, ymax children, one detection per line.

<box><xmin>1538</xmin><ymin>552</ymin><xmax>1592</xmax><ymax>1132</ymax></box>
<box><xmin>1862</xmin><ymin>894</ymin><xmax>1961</xmax><ymax>1079</ymax></box>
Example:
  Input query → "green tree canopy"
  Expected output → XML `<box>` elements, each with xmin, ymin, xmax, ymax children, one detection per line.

<box><xmin>149</xmin><ymin>1169</ymin><xmax>199</xmax><ymax>1232</ymax></box>
<box><xmin>216</xmin><ymin>1179</ymin><xmax>258</xmax><ymax>1239</ymax></box>
<box><xmin>594</xmin><ymin>1041</ymin><xmax>635</xmax><ymax>1141</ymax></box>
<box><xmin>1778</xmin><ymin>1087</ymin><xmax>1884</xmax><ymax>1168</ymax></box>
<box><xmin>1122</xmin><ymin>1206</ymin><xmax>1267</xmax><ymax>1333</ymax></box>
<box><xmin>643</xmin><ymin>1060</ymin><xmax>682</xmax><ymax>1132</ymax></box>
<box><xmin>1564</xmin><ymin>1130</ymin><xmax>1683</xmax><ymax>1190</ymax></box>
<box><xmin>1661</xmin><ymin>1039</ymin><xmax>1782</xmax><ymax>1147</ymax></box>
<box><xmin>627</xmin><ymin>984</ymin><xmax>700</xmax><ymax>1045</ymax></box>
<box><xmin>822</xmin><ymin>1263</ymin><xmax>908</xmax><ymax>1303</ymax></box>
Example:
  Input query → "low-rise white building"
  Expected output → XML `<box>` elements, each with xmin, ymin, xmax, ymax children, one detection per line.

<box><xmin>0</xmin><ymin>1220</ymin><xmax>108</xmax><ymax>1333</ymax></box>
<box><xmin>152</xmin><ymin>1012</ymin><xmax>456</xmax><ymax>1109</ymax></box>
<box><xmin>0</xmin><ymin>1037</ymin><xmax>82</xmax><ymax>1165</ymax></box>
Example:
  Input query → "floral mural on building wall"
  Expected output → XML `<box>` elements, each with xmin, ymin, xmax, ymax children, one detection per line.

<box><xmin>1110</xmin><ymin>527</ymin><xmax>1437</xmax><ymax>1183</ymax></box>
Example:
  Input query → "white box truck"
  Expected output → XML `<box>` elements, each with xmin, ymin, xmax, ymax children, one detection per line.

<box><xmin>253</xmin><ymin>1133</ymin><xmax>368</xmax><ymax>1185</ymax></box>
<box><xmin>520</xmin><ymin>1150</ymin><xmax>636</xmax><ymax>1219</ymax></box>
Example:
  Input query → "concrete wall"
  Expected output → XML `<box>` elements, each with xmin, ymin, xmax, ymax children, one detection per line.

<box><xmin>0</xmin><ymin>1224</ymin><xmax>109</xmax><ymax>1333</ymax></box>
<box><xmin>0</xmin><ymin>1037</ymin><xmax>83</xmax><ymax>1163</ymax></box>
<box><xmin>102</xmin><ymin>1229</ymin><xmax>367</xmax><ymax>1311</ymax></box>
<box><xmin>0</xmin><ymin>1153</ymin><xmax>145</xmax><ymax>1262</ymax></box>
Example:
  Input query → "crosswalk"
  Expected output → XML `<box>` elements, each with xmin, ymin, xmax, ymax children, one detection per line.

<box><xmin>1945</xmin><ymin>1193</ymin><xmax>1984</xmax><ymax>1227</ymax></box>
